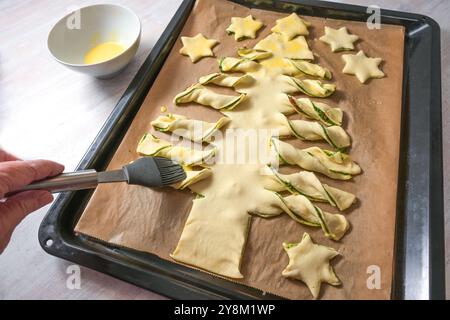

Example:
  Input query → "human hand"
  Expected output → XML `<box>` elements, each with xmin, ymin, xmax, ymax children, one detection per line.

<box><xmin>0</xmin><ymin>150</ymin><xmax>64</xmax><ymax>253</ymax></box>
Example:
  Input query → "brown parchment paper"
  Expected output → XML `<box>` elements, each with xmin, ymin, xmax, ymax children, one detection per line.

<box><xmin>75</xmin><ymin>0</ymin><xmax>405</xmax><ymax>300</ymax></box>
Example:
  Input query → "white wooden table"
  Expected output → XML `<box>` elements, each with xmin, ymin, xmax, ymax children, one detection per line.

<box><xmin>0</xmin><ymin>0</ymin><xmax>448</xmax><ymax>299</ymax></box>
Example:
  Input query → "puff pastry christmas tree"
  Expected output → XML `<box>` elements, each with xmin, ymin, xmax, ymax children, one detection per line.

<box><xmin>137</xmin><ymin>13</ymin><xmax>365</xmax><ymax>295</ymax></box>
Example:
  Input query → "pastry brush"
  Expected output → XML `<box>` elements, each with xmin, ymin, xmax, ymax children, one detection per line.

<box><xmin>15</xmin><ymin>157</ymin><xmax>186</xmax><ymax>194</ymax></box>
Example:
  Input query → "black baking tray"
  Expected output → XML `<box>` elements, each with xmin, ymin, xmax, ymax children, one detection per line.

<box><xmin>38</xmin><ymin>0</ymin><xmax>444</xmax><ymax>299</ymax></box>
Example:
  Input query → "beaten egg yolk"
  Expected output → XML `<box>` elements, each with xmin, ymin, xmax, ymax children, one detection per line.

<box><xmin>84</xmin><ymin>42</ymin><xmax>126</xmax><ymax>64</ymax></box>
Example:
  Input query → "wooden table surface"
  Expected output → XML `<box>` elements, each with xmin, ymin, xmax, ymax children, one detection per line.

<box><xmin>0</xmin><ymin>0</ymin><xmax>448</xmax><ymax>299</ymax></box>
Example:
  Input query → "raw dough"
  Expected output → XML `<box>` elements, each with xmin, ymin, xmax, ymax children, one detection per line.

<box><xmin>271</xmin><ymin>138</ymin><xmax>361</xmax><ymax>180</ymax></box>
<box><xmin>287</xmin><ymin>119</ymin><xmax>351</xmax><ymax>149</ymax></box>
<box><xmin>255</xmin><ymin>33</ymin><xmax>313</xmax><ymax>59</ymax></box>
<box><xmin>137</xmin><ymin>133</ymin><xmax>216</xmax><ymax>167</ymax></box>
<box><xmin>199</xmin><ymin>73</ymin><xmax>255</xmax><ymax>88</ymax></box>
<box><xmin>276</xmin><ymin>195</ymin><xmax>349</xmax><ymax>241</ymax></box>
<box><xmin>281</xmin><ymin>96</ymin><xmax>343</xmax><ymax>126</ymax></box>
<box><xmin>319</xmin><ymin>26</ymin><xmax>359</xmax><ymax>52</ymax></box>
<box><xmin>342</xmin><ymin>50</ymin><xmax>385</xmax><ymax>83</ymax></box>
<box><xmin>174</xmin><ymin>167</ymin><xmax>212</xmax><ymax>190</ymax></box>
<box><xmin>137</xmin><ymin>134</ymin><xmax>213</xmax><ymax>190</ymax></box>
<box><xmin>271</xmin><ymin>13</ymin><xmax>310</xmax><ymax>40</ymax></box>
<box><xmin>289</xmin><ymin>60</ymin><xmax>332</xmax><ymax>79</ymax></box>
<box><xmin>151</xmin><ymin>113</ymin><xmax>230</xmax><ymax>143</ymax></box>
<box><xmin>255</xmin><ymin>33</ymin><xmax>314</xmax><ymax>74</ymax></box>
<box><xmin>237</xmin><ymin>48</ymin><xmax>272</xmax><ymax>60</ymax></box>
<box><xmin>180</xmin><ymin>33</ymin><xmax>219</xmax><ymax>63</ymax></box>
<box><xmin>174</xmin><ymin>84</ymin><xmax>247</xmax><ymax>110</ymax></box>
<box><xmin>262</xmin><ymin>166</ymin><xmax>356</xmax><ymax>211</ymax></box>
<box><xmin>226</xmin><ymin>15</ymin><xmax>263</xmax><ymax>41</ymax></box>
<box><xmin>282</xmin><ymin>233</ymin><xmax>341</xmax><ymax>299</ymax></box>
<box><xmin>219</xmin><ymin>57</ymin><xmax>261</xmax><ymax>73</ymax></box>
<box><xmin>280</xmin><ymin>75</ymin><xmax>336</xmax><ymax>98</ymax></box>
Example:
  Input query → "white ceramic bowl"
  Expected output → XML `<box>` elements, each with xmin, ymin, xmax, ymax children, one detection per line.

<box><xmin>48</xmin><ymin>4</ymin><xmax>141</xmax><ymax>78</ymax></box>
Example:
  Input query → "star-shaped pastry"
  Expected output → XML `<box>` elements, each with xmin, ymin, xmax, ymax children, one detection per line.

<box><xmin>342</xmin><ymin>50</ymin><xmax>385</xmax><ymax>83</ymax></box>
<box><xmin>226</xmin><ymin>15</ymin><xmax>264</xmax><ymax>41</ymax></box>
<box><xmin>282</xmin><ymin>233</ymin><xmax>341</xmax><ymax>299</ymax></box>
<box><xmin>319</xmin><ymin>26</ymin><xmax>359</xmax><ymax>52</ymax></box>
<box><xmin>271</xmin><ymin>13</ymin><xmax>311</xmax><ymax>40</ymax></box>
<box><xmin>180</xmin><ymin>34</ymin><xmax>219</xmax><ymax>63</ymax></box>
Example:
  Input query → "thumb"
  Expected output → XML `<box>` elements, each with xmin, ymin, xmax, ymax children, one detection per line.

<box><xmin>0</xmin><ymin>190</ymin><xmax>53</xmax><ymax>248</ymax></box>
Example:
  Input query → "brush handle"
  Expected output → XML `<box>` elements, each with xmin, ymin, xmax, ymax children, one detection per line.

<box><xmin>18</xmin><ymin>170</ymin><xmax>99</xmax><ymax>194</ymax></box>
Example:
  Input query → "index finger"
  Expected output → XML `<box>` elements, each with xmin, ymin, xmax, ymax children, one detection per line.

<box><xmin>0</xmin><ymin>160</ymin><xmax>65</xmax><ymax>198</ymax></box>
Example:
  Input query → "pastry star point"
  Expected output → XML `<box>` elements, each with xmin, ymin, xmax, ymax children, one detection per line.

<box><xmin>226</xmin><ymin>15</ymin><xmax>263</xmax><ymax>41</ymax></box>
<box><xmin>342</xmin><ymin>50</ymin><xmax>385</xmax><ymax>83</ymax></box>
<box><xmin>271</xmin><ymin>13</ymin><xmax>311</xmax><ymax>40</ymax></box>
<box><xmin>282</xmin><ymin>233</ymin><xmax>341</xmax><ymax>299</ymax></box>
<box><xmin>180</xmin><ymin>34</ymin><xmax>219</xmax><ymax>63</ymax></box>
<box><xmin>319</xmin><ymin>26</ymin><xmax>359</xmax><ymax>52</ymax></box>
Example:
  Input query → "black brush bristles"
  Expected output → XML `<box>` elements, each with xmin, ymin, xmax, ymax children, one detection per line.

<box><xmin>153</xmin><ymin>157</ymin><xmax>187</xmax><ymax>186</ymax></box>
<box><xmin>124</xmin><ymin>157</ymin><xmax>186</xmax><ymax>188</ymax></box>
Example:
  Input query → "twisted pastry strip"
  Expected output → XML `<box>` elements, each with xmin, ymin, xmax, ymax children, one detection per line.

<box><xmin>174</xmin><ymin>167</ymin><xmax>212</xmax><ymax>190</ymax></box>
<box><xmin>237</xmin><ymin>48</ymin><xmax>272</xmax><ymax>60</ymax></box>
<box><xmin>289</xmin><ymin>60</ymin><xmax>332</xmax><ymax>80</ymax></box>
<box><xmin>282</xmin><ymin>96</ymin><xmax>343</xmax><ymax>126</ymax></box>
<box><xmin>262</xmin><ymin>166</ymin><xmax>356</xmax><ymax>211</ymax></box>
<box><xmin>280</xmin><ymin>75</ymin><xmax>336</xmax><ymax>98</ymax></box>
<box><xmin>219</xmin><ymin>57</ymin><xmax>260</xmax><ymax>73</ymax></box>
<box><xmin>151</xmin><ymin>114</ymin><xmax>230</xmax><ymax>143</ymax></box>
<box><xmin>174</xmin><ymin>84</ymin><xmax>246</xmax><ymax>111</ymax></box>
<box><xmin>137</xmin><ymin>134</ymin><xmax>214</xmax><ymax>189</ymax></box>
<box><xmin>237</xmin><ymin>49</ymin><xmax>330</xmax><ymax>80</ymax></box>
<box><xmin>199</xmin><ymin>73</ymin><xmax>254</xmax><ymax>88</ymax></box>
<box><xmin>254</xmin><ymin>192</ymin><xmax>349</xmax><ymax>241</ymax></box>
<box><xmin>237</xmin><ymin>49</ymin><xmax>330</xmax><ymax>79</ymax></box>
<box><xmin>270</xmin><ymin>137</ymin><xmax>361</xmax><ymax>180</ymax></box>
<box><xmin>279</xmin><ymin>194</ymin><xmax>349</xmax><ymax>241</ymax></box>
<box><xmin>137</xmin><ymin>133</ymin><xmax>216</xmax><ymax>167</ymax></box>
<box><xmin>287</xmin><ymin>119</ymin><xmax>351</xmax><ymax>149</ymax></box>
